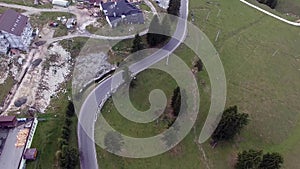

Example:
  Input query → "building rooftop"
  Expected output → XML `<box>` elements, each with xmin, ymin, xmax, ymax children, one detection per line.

<box><xmin>23</xmin><ymin>148</ymin><xmax>37</xmax><ymax>160</ymax></box>
<box><xmin>0</xmin><ymin>9</ymin><xmax>29</xmax><ymax>36</ymax></box>
<box><xmin>102</xmin><ymin>0</ymin><xmax>143</xmax><ymax>17</ymax></box>
<box><xmin>0</xmin><ymin>116</ymin><xmax>16</xmax><ymax>123</ymax></box>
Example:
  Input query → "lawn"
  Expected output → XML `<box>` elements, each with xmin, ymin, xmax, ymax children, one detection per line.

<box><xmin>0</xmin><ymin>6</ymin><xmax>25</xmax><ymax>13</ymax></box>
<box><xmin>95</xmin><ymin>62</ymin><xmax>209</xmax><ymax>168</ymax></box>
<box><xmin>276</xmin><ymin>0</ymin><xmax>300</xmax><ymax>16</ymax></box>
<box><xmin>0</xmin><ymin>0</ymin><xmax>53</xmax><ymax>8</ymax></box>
<box><xmin>190</xmin><ymin>0</ymin><xmax>300</xmax><ymax>168</ymax></box>
<box><xmin>26</xmin><ymin>83</ymin><xmax>80</xmax><ymax>169</ymax></box>
<box><xmin>94</xmin><ymin>0</ymin><xmax>300</xmax><ymax>169</ymax></box>
<box><xmin>246</xmin><ymin>0</ymin><xmax>300</xmax><ymax>21</ymax></box>
<box><xmin>139</xmin><ymin>3</ymin><xmax>151</xmax><ymax>12</ymax></box>
<box><xmin>30</xmin><ymin>12</ymin><xmax>75</xmax><ymax>37</ymax></box>
<box><xmin>0</xmin><ymin>76</ymin><xmax>15</xmax><ymax>107</ymax></box>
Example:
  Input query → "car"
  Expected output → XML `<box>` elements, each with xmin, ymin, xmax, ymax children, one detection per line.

<box><xmin>49</xmin><ymin>22</ymin><xmax>59</xmax><ymax>27</ymax></box>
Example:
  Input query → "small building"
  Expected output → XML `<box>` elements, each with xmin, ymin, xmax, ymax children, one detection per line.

<box><xmin>85</xmin><ymin>0</ymin><xmax>101</xmax><ymax>7</ymax></box>
<box><xmin>66</xmin><ymin>18</ymin><xmax>77</xmax><ymax>29</ymax></box>
<box><xmin>0</xmin><ymin>116</ymin><xmax>17</xmax><ymax>128</ymax></box>
<box><xmin>52</xmin><ymin>0</ymin><xmax>70</xmax><ymax>7</ymax></box>
<box><xmin>100</xmin><ymin>0</ymin><xmax>144</xmax><ymax>27</ymax></box>
<box><xmin>23</xmin><ymin>148</ymin><xmax>38</xmax><ymax>160</ymax></box>
<box><xmin>0</xmin><ymin>34</ymin><xmax>9</xmax><ymax>54</ymax></box>
<box><xmin>0</xmin><ymin>10</ymin><xmax>33</xmax><ymax>52</ymax></box>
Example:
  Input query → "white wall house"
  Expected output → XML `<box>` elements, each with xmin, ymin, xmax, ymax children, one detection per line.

<box><xmin>52</xmin><ymin>0</ymin><xmax>70</xmax><ymax>7</ymax></box>
<box><xmin>0</xmin><ymin>9</ymin><xmax>33</xmax><ymax>53</ymax></box>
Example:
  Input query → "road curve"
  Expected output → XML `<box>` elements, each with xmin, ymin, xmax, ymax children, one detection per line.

<box><xmin>77</xmin><ymin>1</ymin><xmax>189</xmax><ymax>169</ymax></box>
<box><xmin>240</xmin><ymin>0</ymin><xmax>300</xmax><ymax>27</ymax></box>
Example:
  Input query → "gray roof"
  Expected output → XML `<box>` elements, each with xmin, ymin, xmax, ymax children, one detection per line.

<box><xmin>0</xmin><ymin>9</ymin><xmax>29</xmax><ymax>36</ymax></box>
<box><xmin>24</xmin><ymin>148</ymin><xmax>37</xmax><ymax>160</ymax></box>
<box><xmin>102</xmin><ymin>0</ymin><xmax>144</xmax><ymax>24</ymax></box>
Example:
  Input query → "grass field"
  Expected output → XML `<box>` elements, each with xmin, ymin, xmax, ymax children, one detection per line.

<box><xmin>94</xmin><ymin>0</ymin><xmax>300</xmax><ymax>168</ymax></box>
<box><xmin>26</xmin><ymin>83</ymin><xmax>80</xmax><ymax>169</ymax></box>
<box><xmin>0</xmin><ymin>0</ymin><xmax>53</xmax><ymax>8</ymax></box>
<box><xmin>276</xmin><ymin>0</ymin><xmax>300</xmax><ymax>16</ymax></box>
<box><xmin>246</xmin><ymin>0</ymin><xmax>300</xmax><ymax>21</ymax></box>
<box><xmin>30</xmin><ymin>12</ymin><xmax>75</xmax><ymax>37</ymax></box>
<box><xmin>0</xmin><ymin>76</ymin><xmax>15</xmax><ymax>107</ymax></box>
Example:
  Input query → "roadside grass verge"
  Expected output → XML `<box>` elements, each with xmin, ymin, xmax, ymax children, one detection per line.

<box><xmin>245</xmin><ymin>0</ymin><xmax>299</xmax><ymax>21</ymax></box>
<box><xmin>276</xmin><ymin>0</ymin><xmax>300</xmax><ymax>16</ymax></box>
<box><xmin>0</xmin><ymin>6</ymin><xmax>25</xmax><ymax>13</ymax></box>
<box><xmin>139</xmin><ymin>3</ymin><xmax>151</xmax><ymax>12</ymax></box>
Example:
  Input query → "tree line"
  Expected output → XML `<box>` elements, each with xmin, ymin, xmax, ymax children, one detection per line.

<box><xmin>257</xmin><ymin>0</ymin><xmax>278</xmax><ymax>9</ymax></box>
<box><xmin>57</xmin><ymin>101</ymin><xmax>79</xmax><ymax>169</ymax></box>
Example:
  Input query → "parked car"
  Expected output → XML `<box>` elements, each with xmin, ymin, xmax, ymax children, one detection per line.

<box><xmin>49</xmin><ymin>22</ymin><xmax>59</xmax><ymax>27</ymax></box>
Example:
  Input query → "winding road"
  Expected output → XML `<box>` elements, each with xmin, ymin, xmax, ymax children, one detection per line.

<box><xmin>77</xmin><ymin>1</ymin><xmax>189</xmax><ymax>169</ymax></box>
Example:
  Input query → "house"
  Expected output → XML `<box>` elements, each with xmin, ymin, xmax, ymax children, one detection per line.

<box><xmin>85</xmin><ymin>0</ymin><xmax>101</xmax><ymax>6</ymax></box>
<box><xmin>0</xmin><ymin>9</ymin><xmax>33</xmax><ymax>52</ymax></box>
<box><xmin>0</xmin><ymin>116</ymin><xmax>17</xmax><ymax>128</ymax></box>
<box><xmin>66</xmin><ymin>18</ymin><xmax>77</xmax><ymax>29</ymax></box>
<box><xmin>0</xmin><ymin>34</ymin><xmax>9</xmax><ymax>54</ymax></box>
<box><xmin>84</xmin><ymin>0</ymin><xmax>140</xmax><ymax>7</ymax></box>
<box><xmin>52</xmin><ymin>0</ymin><xmax>70</xmax><ymax>7</ymax></box>
<box><xmin>23</xmin><ymin>148</ymin><xmax>38</xmax><ymax>160</ymax></box>
<box><xmin>100</xmin><ymin>0</ymin><xmax>144</xmax><ymax>27</ymax></box>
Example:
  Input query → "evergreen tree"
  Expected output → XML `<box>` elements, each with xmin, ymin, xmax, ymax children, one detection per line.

<box><xmin>66</xmin><ymin>101</ymin><xmax>75</xmax><ymax>117</ymax></box>
<box><xmin>171</xmin><ymin>87</ymin><xmax>181</xmax><ymax>116</ymax></box>
<box><xmin>161</xmin><ymin>15</ymin><xmax>171</xmax><ymax>42</ymax></box>
<box><xmin>194</xmin><ymin>59</ymin><xmax>203</xmax><ymax>72</ymax></box>
<box><xmin>212</xmin><ymin>106</ymin><xmax>249</xmax><ymax>142</ymax></box>
<box><xmin>235</xmin><ymin>149</ymin><xmax>263</xmax><ymax>169</ymax></box>
<box><xmin>147</xmin><ymin>15</ymin><xmax>162</xmax><ymax>47</ymax></box>
<box><xmin>167</xmin><ymin>0</ymin><xmax>181</xmax><ymax>16</ymax></box>
<box><xmin>259</xmin><ymin>152</ymin><xmax>283</xmax><ymax>169</ymax></box>
<box><xmin>131</xmin><ymin>34</ymin><xmax>144</xmax><ymax>53</ymax></box>
<box><xmin>60</xmin><ymin>146</ymin><xmax>79</xmax><ymax>169</ymax></box>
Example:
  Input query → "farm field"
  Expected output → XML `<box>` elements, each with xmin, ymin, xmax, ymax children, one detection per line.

<box><xmin>95</xmin><ymin>0</ymin><xmax>300</xmax><ymax>169</ymax></box>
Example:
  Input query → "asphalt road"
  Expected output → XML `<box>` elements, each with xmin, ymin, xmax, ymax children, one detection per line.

<box><xmin>77</xmin><ymin>1</ymin><xmax>189</xmax><ymax>168</ymax></box>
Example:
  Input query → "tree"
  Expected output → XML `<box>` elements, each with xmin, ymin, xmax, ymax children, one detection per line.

<box><xmin>235</xmin><ymin>149</ymin><xmax>263</xmax><ymax>169</ymax></box>
<box><xmin>171</xmin><ymin>87</ymin><xmax>181</xmax><ymax>116</ymax></box>
<box><xmin>257</xmin><ymin>0</ymin><xmax>277</xmax><ymax>9</ymax></box>
<box><xmin>211</xmin><ymin>106</ymin><xmax>249</xmax><ymax>142</ymax></box>
<box><xmin>66</xmin><ymin>101</ymin><xmax>75</xmax><ymax>117</ymax></box>
<box><xmin>60</xmin><ymin>146</ymin><xmax>79</xmax><ymax>169</ymax></box>
<box><xmin>167</xmin><ymin>0</ymin><xmax>181</xmax><ymax>16</ymax></box>
<box><xmin>131</xmin><ymin>34</ymin><xmax>144</xmax><ymax>53</ymax></box>
<box><xmin>160</xmin><ymin>15</ymin><xmax>171</xmax><ymax>42</ymax></box>
<box><xmin>259</xmin><ymin>152</ymin><xmax>283</xmax><ymax>169</ymax></box>
<box><xmin>61</xmin><ymin>128</ymin><xmax>70</xmax><ymax>141</ymax></box>
<box><xmin>147</xmin><ymin>15</ymin><xmax>162</xmax><ymax>47</ymax></box>
<box><xmin>194</xmin><ymin>59</ymin><xmax>203</xmax><ymax>72</ymax></box>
